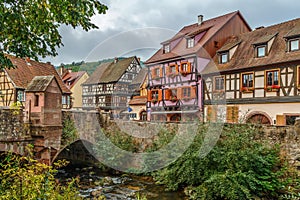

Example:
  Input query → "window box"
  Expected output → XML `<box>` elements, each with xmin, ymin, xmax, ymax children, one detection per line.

<box><xmin>182</xmin><ymin>96</ymin><xmax>191</xmax><ymax>101</ymax></box>
<box><xmin>265</xmin><ymin>85</ymin><xmax>280</xmax><ymax>92</ymax></box>
<box><xmin>151</xmin><ymin>99</ymin><xmax>158</xmax><ymax>104</ymax></box>
<box><xmin>241</xmin><ymin>87</ymin><xmax>254</xmax><ymax>93</ymax></box>
<box><xmin>170</xmin><ymin>96</ymin><xmax>178</xmax><ymax>102</ymax></box>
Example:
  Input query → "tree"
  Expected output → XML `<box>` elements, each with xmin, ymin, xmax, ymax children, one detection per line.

<box><xmin>0</xmin><ymin>0</ymin><xmax>108</xmax><ymax>68</ymax></box>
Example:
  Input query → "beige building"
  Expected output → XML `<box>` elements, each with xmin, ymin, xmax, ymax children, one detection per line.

<box><xmin>128</xmin><ymin>68</ymin><xmax>148</xmax><ymax>120</ymax></box>
<box><xmin>62</xmin><ymin>70</ymin><xmax>89</xmax><ymax>108</ymax></box>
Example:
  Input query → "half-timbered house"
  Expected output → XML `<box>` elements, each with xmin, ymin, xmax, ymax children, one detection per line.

<box><xmin>82</xmin><ymin>56</ymin><xmax>142</xmax><ymax>118</ymax></box>
<box><xmin>145</xmin><ymin>11</ymin><xmax>251</xmax><ymax>122</ymax></box>
<box><xmin>0</xmin><ymin>55</ymin><xmax>71</xmax><ymax>109</ymax></box>
<box><xmin>202</xmin><ymin>17</ymin><xmax>300</xmax><ymax>125</ymax></box>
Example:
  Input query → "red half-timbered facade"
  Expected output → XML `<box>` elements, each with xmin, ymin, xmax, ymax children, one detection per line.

<box><xmin>145</xmin><ymin>11</ymin><xmax>251</xmax><ymax>122</ymax></box>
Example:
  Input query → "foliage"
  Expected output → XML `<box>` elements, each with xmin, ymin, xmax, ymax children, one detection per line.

<box><xmin>9</xmin><ymin>101</ymin><xmax>23</xmax><ymax>115</ymax></box>
<box><xmin>0</xmin><ymin>0</ymin><xmax>107</xmax><ymax>68</ymax></box>
<box><xmin>153</xmin><ymin>124</ymin><xmax>299</xmax><ymax>200</ymax></box>
<box><xmin>62</xmin><ymin>115</ymin><xmax>78</xmax><ymax>145</ymax></box>
<box><xmin>0</xmin><ymin>150</ymin><xmax>81</xmax><ymax>199</ymax></box>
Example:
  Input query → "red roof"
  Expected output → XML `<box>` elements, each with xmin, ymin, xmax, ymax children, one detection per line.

<box><xmin>145</xmin><ymin>11</ymin><xmax>250</xmax><ymax>64</ymax></box>
<box><xmin>62</xmin><ymin>71</ymin><xmax>86</xmax><ymax>89</ymax></box>
<box><xmin>202</xmin><ymin>17</ymin><xmax>300</xmax><ymax>74</ymax></box>
<box><xmin>5</xmin><ymin>55</ymin><xmax>71</xmax><ymax>94</ymax></box>
<box><xmin>129</xmin><ymin>96</ymin><xmax>147</xmax><ymax>105</ymax></box>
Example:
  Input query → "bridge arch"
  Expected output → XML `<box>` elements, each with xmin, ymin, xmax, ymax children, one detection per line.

<box><xmin>51</xmin><ymin>139</ymin><xmax>99</xmax><ymax>166</ymax></box>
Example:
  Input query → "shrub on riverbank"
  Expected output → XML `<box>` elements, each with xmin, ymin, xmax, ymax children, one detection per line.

<box><xmin>152</xmin><ymin>124</ymin><xmax>300</xmax><ymax>200</ymax></box>
<box><xmin>0</xmin><ymin>149</ymin><xmax>81</xmax><ymax>200</ymax></box>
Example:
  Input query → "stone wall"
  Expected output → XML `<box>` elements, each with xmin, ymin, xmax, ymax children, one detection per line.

<box><xmin>61</xmin><ymin>110</ymin><xmax>300</xmax><ymax>170</ymax></box>
<box><xmin>0</xmin><ymin>108</ymin><xmax>30</xmax><ymax>140</ymax></box>
<box><xmin>0</xmin><ymin>107</ymin><xmax>31</xmax><ymax>155</ymax></box>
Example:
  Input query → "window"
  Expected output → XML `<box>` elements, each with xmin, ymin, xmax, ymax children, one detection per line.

<box><xmin>214</xmin><ymin>76</ymin><xmax>225</xmax><ymax>91</ymax></box>
<box><xmin>62</xmin><ymin>95</ymin><xmax>70</xmax><ymax>105</ymax></box>
<box><xmin>289</xmin><ymin>39</ymin><xmax>299</xmax><ymax>51</ymax></box>
<box><xmin>17</xmin><ymin>90</ymin><xmax>25</xmax><ymax>102</ymax></box>
<box><xmin>163</xmin><ymin>44</ymin><xmax>170</xmax><ymax>53</ymax></box>
<box><xmin>182</xmin><ymin>87</ymin><xmax>191</xmax><ymax>98</ymax></box>
<box><xmin>170</xmin><ymin>89</ymin><xmax>177</xmax><ymax>98</ymax></box>
<box><xmin>152</xmin><ymin>67</ymin><xmax>161</xmax><ymax>79</ymax></box>
<box><xmin>266</xmin><ymin>70</ymin><xmax>279</xmax><ymax>86</ymax></box>
<box><xmin>187</xmin><ymin>38</ymin><xmax>194</xmax><ymax>48</ymax></box>
<box><xmin>241</xmin><ymin>73</ymin><xmax>254</xmax><ymax>88</ymax></box>
<box><xmin>151</xmin><ymin>90</ymin><xmax>159</xmax><ymax>99</ymax></box>
<box><xmin>256</xmin><ymin>45</ymin><xmax>266</xmax><ymax>57</ymax></box>
<box><xmin>168</xmin><ymin>64</ymin><xmax>178</xmax><ymax>75</ymax></box>
<box><xmin>34</xmin><ymin>94</ymin><xmax>39</xmax><ymax>106</ymax></box>
<box><xmin>220</xmin><ymin>52</ymin><xmax>229</xmax><ymax>64</ymax></box>
<box><xmin>180</xmin><ymin>62</ymin><xmax>191</xmax><ymax>74</ymax></box>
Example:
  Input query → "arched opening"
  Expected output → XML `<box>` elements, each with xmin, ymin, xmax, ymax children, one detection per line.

<box><xmin>246</xmin><ymin>112</ymin><xmax>272</xmax><ymax>125</ymax></box>
<box><xmin>139</xmin><ymin>110</ymin><xmax>147</xmax><ymax>121</ymax></box>
<box><xmin>170</xmin><ymin>114</ymin><xmax>181</xmax><ymax>122</ymax></box>
<box><xmin>52</xmin><ymin>139</ymin><xmax>99</xmax><ymax>166</ymax></box>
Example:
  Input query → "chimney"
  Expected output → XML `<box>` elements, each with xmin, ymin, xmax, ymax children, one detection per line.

<box><xmin>198</xmin><ymin>15</ymin><xmax>203</xmax><ymax>25</ymax></box>
<box><xmin>114</xmin><ymin>57</ymin><xmax>118</xmax><ymax>63</ymax></box>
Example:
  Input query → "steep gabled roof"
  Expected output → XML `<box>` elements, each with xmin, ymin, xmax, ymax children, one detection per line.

<box><xmin>202</xmin><ymin>17</ymin><xmax>300</xmax><ymax>74</ymax></box>
<box><xmin>145</xmin><ymin>11</ymin><xmax>250</xmax><ymax>64</ymax></box>
<box><xmin>62</xmin><ymin>71</ymin><xmax>87</xmax><ymax>89</ymax></box>
<box><xmin>130</xmin><ymin>68</ymin><xmax>147</xmax><ymax>86</ymax></box>
<box><xmin>83</xmin><ymin>56</ymin><xmax>138</xmax><ymax>85</ymax></box>
<box><xmin>26</xmin><ymin>75</ymin><xmax>60</xmax><ymax>92</ymax></box>
<box><xmin>4</xmin><ymin>55</ymin><xmax>71</xmax><ymax>94</ymax></box>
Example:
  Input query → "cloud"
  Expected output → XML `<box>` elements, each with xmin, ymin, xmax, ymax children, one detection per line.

<box><xmin>41</xmin><ymin>0</ymin><xmax>300</xmax><ymax>66</ymax></box>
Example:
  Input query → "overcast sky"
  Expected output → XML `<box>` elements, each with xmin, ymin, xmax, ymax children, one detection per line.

<box><xmin>42</xmin><ymin>0</ymin><xmax>300</xmax><ymax>66</ymax></box>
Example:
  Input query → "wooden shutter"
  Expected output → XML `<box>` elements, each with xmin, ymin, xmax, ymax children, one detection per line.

<box><xmin>147</xmin><ymin>90</ymin><xmax>152</xmax><ymax>101</ymax></box>
<box><xmin>226</xmin><ymin>106</ymin><xmax>239</xmax><ymax>123</ymax></box>
<box><xmin>276</xmin><ymin>115</ymin><xmax>286</xmax><ymax>126</ymax></box>
<box><xmin>165</xmin><ymin>89</ymin><xmax>171</xmax><ymax>100</ymax></box>
<box><xmin>159</xmin><ymin>68</ymin><xmax>163</xmax><ymax>77</ymax></box>
<box><xmin>191</xmin><ymin>86</ymin><xmax>197</xmax><ymax>98</ymax></box>
<box><xmin>187</xmin><ymin>62</ymin><xmax>191</xmax><ymax>73</ymax></box>
<box><xmin>158</xmin><ymin>90</ymin><xmax>163</xmax><ymax>101</ymax></box>
<box><xmin>177</xmin><ymin>88</ymin><xmax>182</xmax><ymax>99</ymax></box>
<box><xmin>175</xmin><ymin>64</ymin><xmax>179</xmax><ymax>74</ymax></box>
<box><xmin>207</xmin><ymin>105</ymin><xmax>217</xmax><ymax>122</ymax></box>
<box><xmin>151</xmin><ymin>68</ymin><xmax>155</xmax><ymax>79</ymax></box>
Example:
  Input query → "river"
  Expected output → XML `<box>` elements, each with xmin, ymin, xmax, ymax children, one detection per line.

<box><xmin>57</xmin><ymin>165</ymin><xmax>187</xmax><ymax>200</ymax></box>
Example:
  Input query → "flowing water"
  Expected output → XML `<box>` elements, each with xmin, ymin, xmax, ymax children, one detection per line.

<box><xmin>57</xmin><ymin>165</ymin><xmax>187</xmax><ymax>200</ymax></box>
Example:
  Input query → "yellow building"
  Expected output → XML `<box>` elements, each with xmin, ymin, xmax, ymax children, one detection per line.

<box><xmin>128</xmin><ymin>68</ymin><xmax>148</xmax><ymax>120</ymax></box>
<box><xmin>62</xmin><ymin>70</ymin><xmax>89</xmax><ymax>108</ymax></box>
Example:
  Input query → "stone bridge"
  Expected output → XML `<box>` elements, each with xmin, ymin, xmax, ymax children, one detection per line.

<box><xmin>0</xmin><ymin>107</ymin><xmax>103</xmax><ymax>165</ymax></box>
<box><xmin>0</xmin><ymin>107</ymin><xmax>300</xmax><ymax>170</ymax></box>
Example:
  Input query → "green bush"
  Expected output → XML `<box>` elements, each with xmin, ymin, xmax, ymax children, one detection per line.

<box><xmin>153</xmin><ymin>124</ymin><xmax>299</xmax><ymax>200</ymax></box>
<box><xmin>0</xmin><ymin>151</ymin><xmax>81</xmax><ymax>200</ymax></box>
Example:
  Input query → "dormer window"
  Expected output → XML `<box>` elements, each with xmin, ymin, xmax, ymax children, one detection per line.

<box><xmin>163</xmin><ymin>44</ymin><xmax>170</xmax><ymax>53</ymax></box>
<box><xmin>256</xmin><ymin>45</ymin><xmax>266</xmax><ymax>57</ymax></box>
<box><xmin>220</xmin><ymin>52</ymin><xmax>229</xmax><ymax>64</ymax></box>
<box><xmin>289</xmin><ymin>39</ymin><xmax>300</xmax><ymax>51</ymax></box>
<box><xmin>187</xmin><ymin>38</ymin><xmax>194</xmax><ymax>48</ymax></box>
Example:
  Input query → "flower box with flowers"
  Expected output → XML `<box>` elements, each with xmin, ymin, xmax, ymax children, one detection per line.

<box><xmin>180</xmin><ymin>71</ymin><xmax>189</xmax><ymax>77</ymax></box>
<box><xmin>151</xmin><ymin>99</ymin><xmax>158</xmax><ymax>104</ymax></box>
<box><xmin>241</xmin><ymin>87</ymin><xmax>254</xmax><ymax>93</ymax></box>
<box><xmin>182</xmin><ymin>96</ymin><xmax>191</xmax><ymax>101</ymax></box>
<box><xmin>265</xmin><ymin>85</ymin><xmax>280</xmax><ymax>92</ymax></box>
<box><xmin>170</xmin><ymin>96</ymin><xmax>177</xmax><ymax>102</ymax></box>
<box><xmin>167</xmin><ymin>73</ymin><xmax>177</xmax><ymax>78</ymax></box>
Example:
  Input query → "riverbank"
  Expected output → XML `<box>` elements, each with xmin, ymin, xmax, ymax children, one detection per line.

<box><xmin>56</xmin><ymin>165</ymin><xmax>187</xmax><ymax>200</ymax></box>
